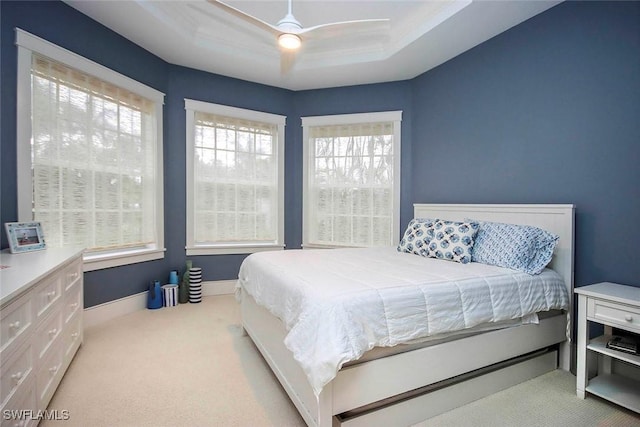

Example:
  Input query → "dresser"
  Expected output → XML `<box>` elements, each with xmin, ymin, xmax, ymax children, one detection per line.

<box><xmin>575</xmin><ymin>282</ymin><xmax>640</xmax><ymax>414</ymax></box>
<box><xmin>1</xmin><ymin>248</ymin><xmax>84</xmax><ymax>426</ymax></box>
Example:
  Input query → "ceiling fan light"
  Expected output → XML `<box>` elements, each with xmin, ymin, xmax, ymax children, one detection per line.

<box><xmin>278</xmin><ymin>33</ymin><xmax>301</xmax><ymax>50</ymax></box>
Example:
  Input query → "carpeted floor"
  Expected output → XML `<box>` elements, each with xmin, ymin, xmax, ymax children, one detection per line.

<box><xmin>43</xmin><ymin>295</ymin><xmax>640</xmax><ymax>427</ymax></box>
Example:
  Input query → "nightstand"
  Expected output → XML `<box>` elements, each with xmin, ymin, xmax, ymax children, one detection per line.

<box><xmin>575</xmin><ymin>282</ymin><xmax>640</xmax><ymax>413</ymax></box>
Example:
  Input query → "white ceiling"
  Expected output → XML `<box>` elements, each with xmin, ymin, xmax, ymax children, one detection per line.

<box><xmin>64</xmin><ymin>0</ymin><xmax>561</xmax><ymax>91</ymax></box>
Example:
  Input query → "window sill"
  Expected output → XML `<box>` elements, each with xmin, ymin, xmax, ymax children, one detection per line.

<box><xmin>186</xmin><ymin>244</ymin><xmax>285</xmax><ymax>256</ymax></box>
<box><xmin>83</xmin><ymin>247</ymin><xmax>166</xmax><ymax>272</ymax></box>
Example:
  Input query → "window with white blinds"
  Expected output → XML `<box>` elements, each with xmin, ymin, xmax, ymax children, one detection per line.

<box><xmin>302</xmin><ymin>111</ymin><xmax>402</xmax><ymax>248</ymax></box>
<box><xmin>185</xmin><ymin>100</ymin><xmax>285</xmax><ymax>255</ymax></box>
<box><xmin>16</xmin><ymin>29</ymin><xmax>165</xmax><ymax>271</ymax></box>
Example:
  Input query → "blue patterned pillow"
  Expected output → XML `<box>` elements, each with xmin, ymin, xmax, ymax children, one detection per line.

<box><xmin>424</xmin><ymin>219</ymin><xmax>479</xmax><ymax>264</ymax></box>
<box><xmin>468</xmin><ymin>220</ymin><xmax>559</xmax><ymax>275</ymax></box>
<box><xmin>397</xmin><ymin>218</ymin><xmax>436</xmax><ymax>256</ymax></box>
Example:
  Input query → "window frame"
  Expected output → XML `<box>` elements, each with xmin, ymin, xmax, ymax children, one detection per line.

<box><xmin>184</xmin><ymin>99</ymin><xmax>286</xmax><ymax>255</ymax></box>
<box><xmin>301</xmin><ymin>111</ymin><xmax>402</xmax><ymax>249</ymax></box>
<box><xmin>15</xmin><ymin>29</ymin><xmax>166</xmax><ymax>272</ymax></box>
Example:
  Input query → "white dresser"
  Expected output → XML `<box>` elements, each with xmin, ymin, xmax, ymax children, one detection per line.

<box><xmin>1</xmin><ymin>248</ymin><xmax>84</xmax><ymax>426</ymax></box>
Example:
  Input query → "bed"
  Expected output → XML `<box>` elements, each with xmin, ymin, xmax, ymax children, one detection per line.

<box><xmin>236</xmin><ymin>204</ymin><xmax>575</xmax><ymax>427</ymax></box>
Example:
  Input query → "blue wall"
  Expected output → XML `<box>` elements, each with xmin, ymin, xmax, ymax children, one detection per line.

<box><xmin>0</xmin><ymin>0</ymin><xmax>412</xmax><ymax>306</ymax></box>
<box><xmin>1</xmin><ymin>1</ymin><xmax>169</xmax><ymax>307</ymax></box>
<box><xmin>411</xmin><ymin>1</ymin><xmax>640</xmax><ymax>289</ymax></box>
<box><xmin>1</xmin><ymin>1</ymin><xmax>638</xmax><ymax>308</ymax></box>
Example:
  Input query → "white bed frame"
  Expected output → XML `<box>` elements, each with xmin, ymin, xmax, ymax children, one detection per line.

<box><xmin>239</xmin><ymin>204</ymin><xmax>575</xmax><ymax>427</ymax></box>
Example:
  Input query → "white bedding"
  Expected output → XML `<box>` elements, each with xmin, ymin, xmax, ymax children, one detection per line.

<box><xmin>236</xmin><ymin>247</ymin><xmax>569</xmax><ymax>396</ymax></box>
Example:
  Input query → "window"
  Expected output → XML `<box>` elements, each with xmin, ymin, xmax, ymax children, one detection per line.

<box><xmin>302</xmin><ymin>111</ymin><xmax>402</xmax><ymax>248</ymax></box>
<box><xmin>16</xmin><ymin>29</ymin><xmax>165</xmax><ymax>271</ymax></box>
<box><xmin>185</xmin><ymin>99</ymin><xmax>285</xmax><ymax>255</ymax></box>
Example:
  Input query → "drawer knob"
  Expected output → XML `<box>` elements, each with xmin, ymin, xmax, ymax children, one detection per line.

<box><xmin>11</xmin><ymin>371</ymin><xmax>23</xmax><ymax>382</ymax></box>
<box><xmin>71</xmin><ymin>332</ymin><xmax>79</xmax><ymax>339</ymax></box>
<box><xmin>49</xmin><ymin>328</ymin><xmax>58</xmax><ymax>336</ymax></box>
<box><xmin>625</xmin><ymin>315</ymin><xmax>633</xmax><ymax>322</ymax></box>
<box><xmin>9</xmin><ymin>321</ymin><xmax>21</xmax><ymax>330</ymax></box>
<box><xmin>70</xmin><ymin>302</ymin><xmax>78</xmax><ymax>309</ymax></box>
<box><xmin>49</xmin><ymin>365</ymin><xmax>59</xmax><ymax>375</ymax></box>
<box><xmin>47</xmin><ymin>291</ymin><xmax>56</xmax><ymax>299</ymax></box>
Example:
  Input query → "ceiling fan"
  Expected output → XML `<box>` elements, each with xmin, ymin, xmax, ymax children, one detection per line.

<box><xmin>208</xmin><ymin>0</ymin><xmax>390</xmax><ymax>72</ymax></box>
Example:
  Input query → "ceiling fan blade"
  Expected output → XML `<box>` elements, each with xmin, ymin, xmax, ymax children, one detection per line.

<box><xmin>207</xmin><ymin>0</ymin><xmax>280</xmax><ymax>35</ymax></box>
<box><xmin>299</xmin><ymin>19</ymin><xmax>391</xmax><ymax>40</ymax></box>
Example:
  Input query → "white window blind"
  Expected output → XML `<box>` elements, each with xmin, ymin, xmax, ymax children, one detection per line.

<box><xmin>185</xmin><ymin>100</ymin><xmax>285</xmax><ymax>255</ymax></box>
<box><xmin>303</xmin><ymin>112</ymin><xmax>401</xmax><ymax>248</ymax></box>
<box><xmin>30</xmin><ymin>54</ymin><xmax>160</xmax><ymax>257</ymax></box>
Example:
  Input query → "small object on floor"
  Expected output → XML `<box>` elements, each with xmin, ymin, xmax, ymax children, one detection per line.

<box><xmin>162</xmin><ymin>284</ymin><xmax>179</xmax><ymax>307</ymax></box>
<box><xmin>147</xmin><ymin>280</ymin><xmax>163</xmax><ymax>309</ymax></box>
<box><xmin>169</xmin><ymin>270</ymin><xmax>179</xmax><ymax>285</ymax></box>
<box><xmin>179</xmin><ymin>260</ymin><xmax>192</xmax><ymax>303</ymax></box>
<box><xmin>189</xmin><ymin>267</ymin><xmax>202</xmax><ymax>303</ymax></box>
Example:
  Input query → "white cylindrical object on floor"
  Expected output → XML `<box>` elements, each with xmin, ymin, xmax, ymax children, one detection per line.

<box><xmin>162</xmin><ymin>284</ymin><xmax>178</xmax><ymax>307</ymax></box>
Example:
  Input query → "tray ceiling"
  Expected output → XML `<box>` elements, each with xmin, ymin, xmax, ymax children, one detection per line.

<box><xmin>64</xmin><ymin>0</ymin><xmax>561</xmax><ymax>90</ymax></box>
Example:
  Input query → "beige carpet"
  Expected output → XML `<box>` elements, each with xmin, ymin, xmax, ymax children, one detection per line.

<box><xmin>43</xmin><ymin>295</ymin><xmax>640</xmax><ymax>427</ymax></box>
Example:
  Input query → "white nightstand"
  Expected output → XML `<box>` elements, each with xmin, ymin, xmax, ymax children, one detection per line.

<box><xmin>575</xmin><ymin>282</ymin><xmax>640</xmax><ymax>413</ymax></box>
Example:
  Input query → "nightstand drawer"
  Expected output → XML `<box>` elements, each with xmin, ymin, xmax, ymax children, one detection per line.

<box><xmin>588</xmin><ymin>298</ymin><xmax>640</xmax><ymax>333</ymax></box>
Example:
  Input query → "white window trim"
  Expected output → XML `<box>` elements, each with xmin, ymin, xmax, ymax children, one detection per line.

<box><xmin>15</xmin><ymin>28</ymin><xmax>166</xmax><ymax>272</ymax></box>
<box><xmin>184</xmin><ymin>99</ymin><xmax>286</xmax><ymax>255</ymax></box>
<box><xmin>301</xmin><ymin>111</ymin><xmax>402</xmax><ymax>249</ymax></box>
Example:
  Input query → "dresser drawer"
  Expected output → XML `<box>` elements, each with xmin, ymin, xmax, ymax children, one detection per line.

<box><xmin>33</xmin><ymin>274</ymin><xmax>62</xmax><ymax>321</ymax></box>
<box><xmin>64</xmin><ymin>312</ymin><xmax>83</xmax><ymax>363</ymax></box>
<box><xmin>63</xmin><ymin>278</ymin><xmax>82</xmax><ymax>325</ymax></box>
<box><xmin>62</xmin><ymin>258</ymin><xmax>82</xmax><ymax>293</ymax></box>
<box><xmin>0</xmin><ymin>293</ymin><xmax>33</xmax><ymax>361</ymax></box>
<box><xmin>0</xmin><ymin>375</ymin><xmax>37</xmax><ymax>427</ymax></box>
<box><xmin>0</xmin><ymin>341</ymin><xmax>33</xmax><ymax>410</ymax></box>
<box><xmin>0</xmin><ymin>249</ymin><xmax>83</xmax><ymax>424</ymax></box>
<box><xmin>36</xmin><ymin>340</ymin><xmax>64</xmax><ymax>409</ymax></box>
<box><xmin>587</xmin><ymin>298</ymin><xmax>640</xmax><ymax>333</ymax></box>
<box><xmin>34</xmin><ymin>309</ymin><xmax>63</xmax><ymax>361</ymax></box>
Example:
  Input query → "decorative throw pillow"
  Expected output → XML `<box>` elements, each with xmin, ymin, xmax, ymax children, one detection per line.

<box><xmin>424</xmin><ymin>219</ymin><xmax>479</xmax><ymax>264</ymax></box>
<box><xmin>397</xmin><ymin>218</ymin><xmax>436</xmax><ymax>256</ymax></box>
<box><xmin>467</xmin><ymin>220</ymin><xmax>559</xmax><ymax>275</ymax></box>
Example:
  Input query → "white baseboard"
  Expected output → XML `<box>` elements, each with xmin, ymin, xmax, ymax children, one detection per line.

<box><xmin>203</xmin><ymin>279</ymin><xmax>236</xmax><ymax>296</ymax></box>
<box><xmin>83</xmin><ymin>280</ymin><xmax>236</xmax><ymax>329</ymax></box>
<box><xmin>83</xmin><ymin>291</ymin><xmax>147</xmax><ymax>330</ymax></box>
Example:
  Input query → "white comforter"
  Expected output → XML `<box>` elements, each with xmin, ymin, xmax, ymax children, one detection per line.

<box><xmin>236</xmin><ymin>247</ymin><xmax>569</xmax><ymax>396</ymax></box>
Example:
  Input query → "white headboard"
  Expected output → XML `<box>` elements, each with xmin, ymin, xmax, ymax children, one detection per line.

<box><xmin>413</xmin><ymin>204</ymin><xmax>575</xmax><ymax>291</ymax></box>
<box><xmin>413</xmin><ymin>203</ymin><xmax>575</xmax><ymax>369</ymax></box>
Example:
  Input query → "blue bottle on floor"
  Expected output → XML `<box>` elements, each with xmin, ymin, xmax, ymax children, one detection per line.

<box><xmin>147</xmin><ymin>280</ymin><xmax>163</xmax><ymax>309</ymax></box>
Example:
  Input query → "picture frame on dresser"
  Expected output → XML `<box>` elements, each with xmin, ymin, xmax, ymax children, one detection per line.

<box><xmin>4</xmin><ymin>221</ymin><xmax>46</xmax><ymax>254</ymax></box>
